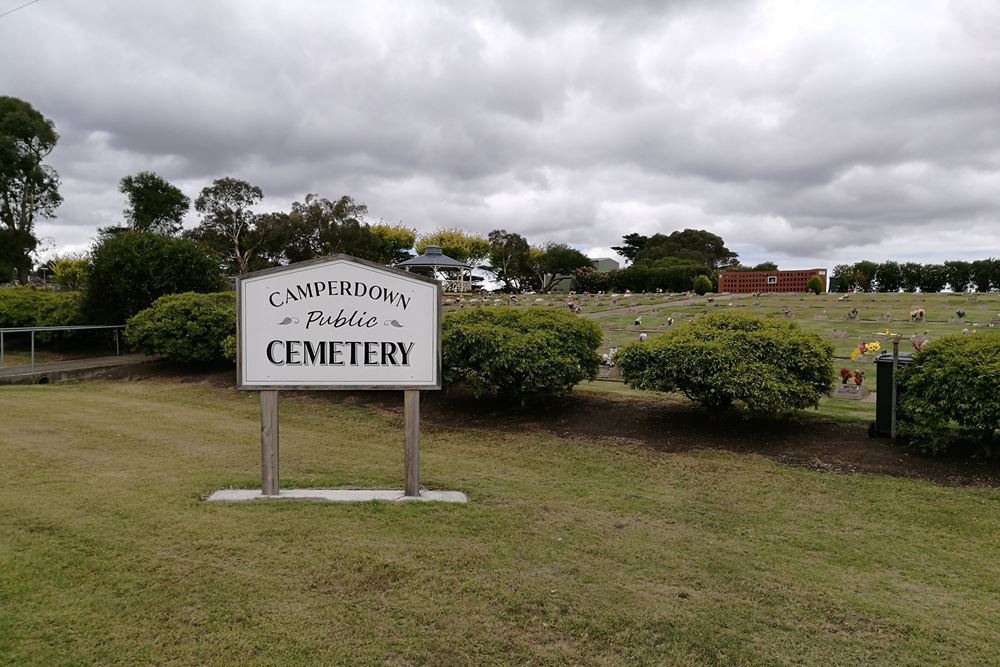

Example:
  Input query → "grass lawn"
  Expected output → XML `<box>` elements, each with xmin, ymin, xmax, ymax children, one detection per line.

<box><xmin>1</xmin><ymin>379</ymin><xmax>998</xmax><ymax>666</ymax></box>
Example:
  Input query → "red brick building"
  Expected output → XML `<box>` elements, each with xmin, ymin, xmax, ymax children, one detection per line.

<box><xmin>718</xmin><ymin>268</ymin><xmax>827</xmax><ymax>294</ymax></box>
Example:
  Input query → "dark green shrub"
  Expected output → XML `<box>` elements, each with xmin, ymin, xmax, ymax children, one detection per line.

<box><xmin>692</xmin><ymin>274</ymin><xmax>713</xmax><ymax>295</ymax></box>
<box><xmin>125</xmin><ymin>292</ymin><xmax>235</xmax><ymax>363</ymax></box>
<box><xmin>0</xmin><ymin>287</ymin><xmax>85</xmax><ymax>343</ymax></box>
<box><xmin>0</xmin><ymin>287</ymin><xmax>82</xmax><ymax>328</ymax></box>
<box><xmin>617</xmin><ymin>312</ymin><xmax>833</xmax><ymax>413</ymax></box>
<box><xmin>443</xmin><ymin>307</ymin><xmax>602</xmax><ymax>400</ymax></box>
<box><xmin>898</xmin><ymin>336</ymin><xmax>1000</xmax><ymax>455</ymax></box>
<box><xmin>84</xmin><ymin>231</ymin><xmax>225</xmax><ymax>323</ymax></box>
<box><xmin>806</xmin><ymin>275</ymin><xmax>824</xmax><ymax>294</ymax></box>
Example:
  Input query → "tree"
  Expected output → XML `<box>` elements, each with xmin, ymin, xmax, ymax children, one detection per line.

<box><xmin>416</xmin><ymin>229</ymin><xmax>489</xmax><ymax>266</ymax></box>
<box><xmin>611</xmin><ymin>233</ymin><xmax>647</xmax><ymax>262</ymax></box>
<box><xmin>692</xmin><ymin>274</ymin><xmax>713</xmax><ymax>295</ymax></box>
<box><xmin>806</xmin><ymin>275</ymin><xmax>824</xmax><ymax>294</ymax></box>
<box><xmin>189</xmin><ymin>177</ymin><xmax>265</xmax><ymax>274</ymax></box>
<box><xmin>528</xmin><ymin>243</ymin><xmax>592</xmax><ymax>292</ymax></box>
<box><xmin>851</xmin><ymin>260</ymin><xmax>878</xmax><ymax>292</ymax></box>
<box><xmin>829</xmin><ymin>264</ymin><xmax>849</xmax><ymax>292</ymax></box>
<box><xmin>273</xmin><ymin>193</ymin><xmax>383</xmax><ymax>264</ymax></box>
<box><xmin>118</xmin><ymin>171</ymin><xmax>190</xmax><ymax>235</ymax></box>
<box><xmin>970</xmin><ymin>259</ymin><xmax>995</xmax><ymax>292</ymax></box>
<box><xmin>918</xmin><ymin>263</ymin><xmax>948</xmax><ymax>294</ymax></box>
<box><xmin>751</xmin><ymin>261</ymin><xmax>778</xmax><ymax>271</ymax></box>
<box><xmin>900</xmin><ymin>262</ymin><xmax>922</xmax><ymax>293</ymax></box>
<box><xmin>0</xmin><ymin>97</ymin><xmax>62</xmax><ymax>283</ymax></box>
<box><xmin>370</xmin><ymin>223</ymin><xmax>416</xmax><ymax>264</ymax></box>
<box><xmin>84</xmin><ymin>231</ymin><xmax>224</xmax><ymax>323</ymax></box>
<box><xmin>50</xmin><ymin>255</ymin><xmax>90</xmax><ymax>291</ymax></box>
<box><xmin>944</xmin><ymin>260</ymin><xmax>973</xmax><ymax>293</ymax></box>
<box><xmin>875</xmin><ymin>261</ymin><xmax>902</xmax><ymax>292</ymax></box>
<box><xmin>486</xmin><ymin>229</ymin><xmax>532</xmax><ymax>291</ymax></box>
<box><xmin>635</xmin><ymin>229</ymin><xmax>738</xmax><ymax>270</ymax></box>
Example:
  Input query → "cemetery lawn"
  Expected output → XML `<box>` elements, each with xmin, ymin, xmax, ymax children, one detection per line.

<box><xmin>2</xmin><ymin>380</ymin><xmax>999</xmax><ymax>666</ymax></box>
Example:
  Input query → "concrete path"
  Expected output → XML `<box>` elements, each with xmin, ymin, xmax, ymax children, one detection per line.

<box><xmin>0</xmin><ymin>353</ymin><xmax>160</xmax><ymax>384</ymax></box>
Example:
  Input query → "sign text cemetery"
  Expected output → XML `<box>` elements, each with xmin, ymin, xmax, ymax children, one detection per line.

<box><xmin>219</xmin><ymin>255</ymin><xmax>445</xmax><ymax>502</ymax></box>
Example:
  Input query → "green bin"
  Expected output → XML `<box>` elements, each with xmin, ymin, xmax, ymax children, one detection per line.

<box><xmin>872</xmin><ymin>351</ymin><xmax>914</xmax><ymax>437</ymax></box>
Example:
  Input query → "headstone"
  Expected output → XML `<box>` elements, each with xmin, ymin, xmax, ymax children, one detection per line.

<box><xmin>833</xmin><ymin>384</ymin><xmax>869</xmax><ymax>400</ymax></box>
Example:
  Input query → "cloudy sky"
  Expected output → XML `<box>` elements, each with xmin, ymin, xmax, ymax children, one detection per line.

<box><xmin>2</xmin><ymin>0</ymin><xmax>999</xmax><ymax>268</ymax></box>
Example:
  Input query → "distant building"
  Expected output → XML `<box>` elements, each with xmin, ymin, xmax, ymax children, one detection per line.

<box><xmin>549</xmin><ymin>256</ymin><xmax>621</xmax><ymax>292</ymax></box>
<box><xmin>590</xmin><ymin>257</ymin><xmax>620</xmax><ymax>273</ymax></box>
<box><xmin>718</xmin><ymin>268</ymin><xmax>827</xmax><ymax>294</ymax></box>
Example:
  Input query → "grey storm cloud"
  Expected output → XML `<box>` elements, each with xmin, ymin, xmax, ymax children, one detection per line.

<box><xmin>1</xmin><ymin>0</ymin><xmax>999</xmax><ymax>267</ymax></box>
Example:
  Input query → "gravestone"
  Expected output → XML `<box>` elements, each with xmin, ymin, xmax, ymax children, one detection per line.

<box><xmin>833</xmin><ymin>384</ymin><xmax>869</xmax><ymax>400</ymax></box>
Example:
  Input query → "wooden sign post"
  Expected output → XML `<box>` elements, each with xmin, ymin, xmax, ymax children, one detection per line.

<box><xmin>231</xmin><ymin>255</ymin><xmax>443</xmax><ymax>501</ymax></box>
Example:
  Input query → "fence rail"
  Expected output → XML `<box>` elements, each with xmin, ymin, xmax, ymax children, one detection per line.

<box><xmin>0</xmin><ymin>324</ymin><xmax>125</xmax><ymax>372</ymax></box>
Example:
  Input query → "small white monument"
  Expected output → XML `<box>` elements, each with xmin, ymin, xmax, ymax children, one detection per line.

<box><xmin>207</xmin><ymin>254</ymin><xmax>466</xmax><ymax>504</ymax></box>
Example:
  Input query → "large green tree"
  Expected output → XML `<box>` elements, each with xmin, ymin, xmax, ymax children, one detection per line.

<box><xmin>528</xmin><ymin>243</ymin><xmax>592</xmax><ymax>292</ymax></box>
<box><xmin>486</xmin><ymin>229</ymin><xmax>532</xmax><ymax>291</ymax></box>
<box><xmin>370</xmin><ymin>223</ymin><xmax>416</xmax><ymax>265</ymax></box>
<box><xmin>611</xmin><ymin>232</ymin><xmax>647</xmax><ymax>262</ymax></box>
<box><xmin>0</xmin><ymin>97</ymin><xmax>62</xmax><ymax>283</ymax></box>
<box><xmin>416</xmin><ymin>228</ymin><xmax>489</xmax><ymax>266</ymax></box>
<box><xmin>275</xmin><ymin>194</ymin><xmax>382</xmax><ymax>263</ymax></box>
<box><xmin>119</xmin><ymin>171</ymin><xmax>190</xmax><ymax>235</ymax></box>
<box><xmin>634</xmin><ymin>229</ymin><xmax>738</xmax><ymax>270</ymax></box>
<box><xmin>188</xmin><ymin>177</ymin><xmax>265</xmax><ymax>274</ymax></box>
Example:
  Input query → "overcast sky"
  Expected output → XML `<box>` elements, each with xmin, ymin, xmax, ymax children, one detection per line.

<box><xmin>2</xmin><ymin>0</ymin><xmax>999</xmax><ymax>268</ymax></box>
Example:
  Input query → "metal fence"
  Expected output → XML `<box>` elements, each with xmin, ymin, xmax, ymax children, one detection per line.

<box><xmin>0</xmin><ymin>325</ymin><xmax>125</xmax><ymax>373</ymax></box>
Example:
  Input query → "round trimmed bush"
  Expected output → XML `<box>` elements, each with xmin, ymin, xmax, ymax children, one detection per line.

<box><xmin>125</xmin><ymin>291</ymin><xmax>235</xmax><ymax>363</ymax></box>
<box><xmin>616</xmin><ymin>312</ymin><xmax>833</xmax><ymax>413</ymax></box>
<box><xmin>442</xmin><ymin>307</ymin><xmax>602</xmax><ymax>400</ymax></box>
<box><xmin>806</xmin><ymin>275</ymin><xmax>824</xmax><ymax>294</ymax></box>
<box><xmin>692</xmin><ymin>274</ymin><xmax>713</xmax><ymax>295</ymax></box>
<box><xmin>898</xmin><ymin>336</ymin><xmax>1000</xmax><ymax>455</ymax></box>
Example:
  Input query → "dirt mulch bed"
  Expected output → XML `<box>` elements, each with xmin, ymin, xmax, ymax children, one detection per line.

<box><xmin>111</xmin><ymin>363</ymin><xmax>1000</xmax><ymax>488</ymax></box>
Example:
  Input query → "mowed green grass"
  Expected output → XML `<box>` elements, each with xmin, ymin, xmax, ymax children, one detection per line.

<box><xmin>1</xmin><ymin>380</ymin><xmax>998</xmax><ymax>666</ymax></box>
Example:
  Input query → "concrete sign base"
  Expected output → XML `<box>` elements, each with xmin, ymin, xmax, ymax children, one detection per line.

<box><xmin>207</xmin><ymin>488</ymin><xmax>467</xmax><ymax>504</ymax></box>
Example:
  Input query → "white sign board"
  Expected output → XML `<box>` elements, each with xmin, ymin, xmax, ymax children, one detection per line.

<box><xmin>237</xmin><ymin>255</ymin><xmax>441</xmax><ymax>390</ymax></box>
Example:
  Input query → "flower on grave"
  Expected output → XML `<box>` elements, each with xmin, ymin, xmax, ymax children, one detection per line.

<box><xmin>910</xmin><ymin>308</ymin><xmax>925</xmax><ymax>320</ymax></box>
<box><xmin>852</xmin><ymin>369</ymin><xmax>864</xmax><ymax>385</ymax></box>
<box><xmin>850</xmin><ymin>341</ymin><xmax>880</xmax><ymax>360</ymax></box>
<box><xmin>840</xmin><ymin>367</ymin><xmax>853</xmax><ymax>383</ymax></box>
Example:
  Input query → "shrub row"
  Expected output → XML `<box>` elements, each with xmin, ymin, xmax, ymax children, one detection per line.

<box><xmin>0</xmin><ymin>287</ymin><xmax>85</xmax><ymax>343</ymax></box>
<box><xmin>122</xmin><ymin>293</ymin><xmax>1000</xmax><ymax>460</ymax></box>
<box><xmin>126</xmin><ymin>296</ymin><xmax>603</xmax><ymax>400</ymax></box>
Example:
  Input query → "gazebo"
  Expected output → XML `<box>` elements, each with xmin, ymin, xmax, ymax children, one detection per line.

<box><xmin>395</xmin><ymin>245</ymin><xmax>474</xmax><ymax>292</ymax></box>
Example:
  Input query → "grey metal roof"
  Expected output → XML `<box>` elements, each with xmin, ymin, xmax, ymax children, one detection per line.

<box><xmin>395</xmin><ymin>245</ymin><xmax>470</xmax><ymax>268</ymax></box>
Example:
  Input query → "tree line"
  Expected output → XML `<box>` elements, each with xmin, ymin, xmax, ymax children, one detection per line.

<box><xmin>830</xmin><ymin>260</ymin><xmax>1000</xmax><ymax>293</ymax></box>
<box><xmin>1</xmin><ymin>96</ymin><xmax>597</xmax><ymax>295</ymax></box>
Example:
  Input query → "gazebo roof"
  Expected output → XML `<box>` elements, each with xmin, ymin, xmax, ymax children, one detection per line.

<box><xmin>396</xmin><ymin>245</ymin><xmax>469</xmax><ymax>268</ymax></box>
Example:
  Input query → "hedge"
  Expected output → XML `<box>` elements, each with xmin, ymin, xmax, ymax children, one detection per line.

<box><xmin>0</xmin><ymin>287</ymin><xmax>85</xmax><ymax>342</ymax></box>
<box><xmin>442</xmin><ymin>307</ymin><xmax>602</xmax><ymax>400</ymax></box>
<box><xmin>126</xmin><ymin>292</ymin><xmax>235</xmax><ymax>363</ymax></box>
<box><xmin>616</xmin><ymin>312</ymin><xmax>833</xmax><ymax>413</ymax></box>
<box><xmin>898</xmin><ymin>335</ymin><xmax>1000</xmax><ymax>455</ymax></box>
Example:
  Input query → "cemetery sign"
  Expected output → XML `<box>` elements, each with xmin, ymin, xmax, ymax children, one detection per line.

<box><xmin>237</xmin><ymin>255</ymin><xmax>441</xmax><ymax>390</ymax></box>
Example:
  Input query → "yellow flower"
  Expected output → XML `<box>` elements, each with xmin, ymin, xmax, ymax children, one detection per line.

<box><xmin>868</xmin><ymin>341</ymin><xmax>881</xmax><ymax>352</ymax></box>
<box><xmin>850</xmin><ymin>348</ymin><xmax>860</xmax><ymax>361</ymax></box>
